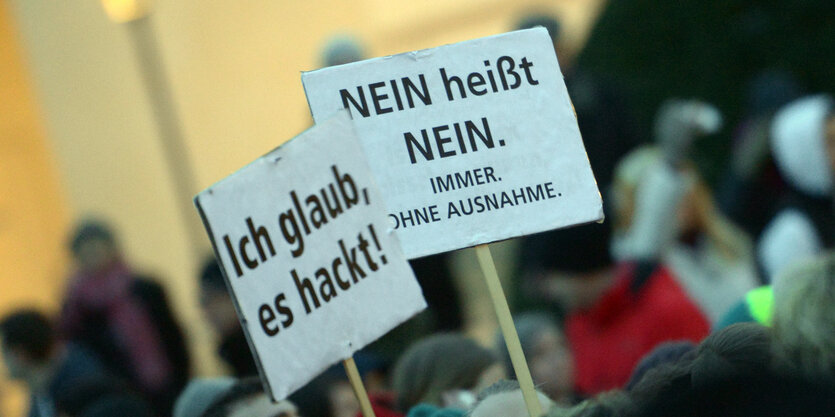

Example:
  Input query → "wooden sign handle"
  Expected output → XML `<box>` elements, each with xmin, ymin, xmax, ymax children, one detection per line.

<box><xmin>343</xmin><ymin>356</ymin><xmax>377</xmax><ymax>417</ymax></box>
<box><xmin>475</xmin><ymin>244</ymin><xmax>543</xmax><ymax>417</ymax></box>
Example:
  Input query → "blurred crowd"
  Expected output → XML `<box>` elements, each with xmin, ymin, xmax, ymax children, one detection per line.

<box><xmin>3</xmin><ymin>10</ymin><xmax>835</xmax><ymax>417</ymax></box>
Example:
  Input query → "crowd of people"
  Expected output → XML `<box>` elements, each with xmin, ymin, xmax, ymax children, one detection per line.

<box><xmin>2</xmin><ymin>12</ymin><xmax>835</xmax><ymax>417</ymax></box>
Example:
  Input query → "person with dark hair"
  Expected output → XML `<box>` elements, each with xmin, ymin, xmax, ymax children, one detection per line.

<box><xmin>467</xmin><ymin>380</ymin><xmax>554</xmax><ymax>417</ymax></box>
<box><xmin>54</xmin><ymin>374</ymin><xmax>153</xmax><ymax>417</ymax></box>
<box><xmin>625</xmin><ymin>341</ymin><xmax>696</xmax><ymax>391</ymax></box>
<box><xmin>0</xmin><ymin>309</ymin><xmax>106</xmax><ymax>417</ymax></box>
<box><xmin>493</xmin><ymin>314</ymin><xmax>574</xmax><ymax>404</ymax></box>
<box><xmin>60</xmin><ymin>218</ymin><xmax>191</xmax><ymax>415</ymax></box>
<box><xmin>198</xmin><ymin>256</ymin><xmax>257</xmax><ymax>377</ymax></box>
<box><xmin>391</xmin><ymin>334</ymin><xmax>504</xmax><ymax>414</ymax></box>
<box><xmin>201</xmin><ymin>377</ymin><xmax>298</xmax><ymax>417</ymax></box>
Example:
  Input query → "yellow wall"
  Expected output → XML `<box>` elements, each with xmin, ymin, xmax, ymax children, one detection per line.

<box><xmin>0</xmin><ymin>1</ymin><xmax>70</xmax><ymax>414</ymax></box>
<box><xmin>3</xmin><ymin>0</ymin><xmax>604</xmax><ymax>415</ymax></box>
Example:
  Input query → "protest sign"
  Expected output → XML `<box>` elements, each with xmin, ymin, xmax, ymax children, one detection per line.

<box><xmin>194</xmin><ymin>111</ymin><xmax>426</xmax><ymax>401</ymax></box>
<box><xmin>302</xmin><ymin>28</ymin><xmax>603</xmax><ymax>259</ymax></box>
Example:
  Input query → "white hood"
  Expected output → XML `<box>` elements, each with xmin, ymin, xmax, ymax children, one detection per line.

<box><xmin>770</xmin><ymin>95</ymin><xmax>833</xmax><ymax>197</ymax></box>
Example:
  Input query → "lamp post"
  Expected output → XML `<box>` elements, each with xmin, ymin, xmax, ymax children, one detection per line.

<box><xmin>101</xmin><ymin>0</ymin><xmax>206</xmax><ymax>259</ymax></box>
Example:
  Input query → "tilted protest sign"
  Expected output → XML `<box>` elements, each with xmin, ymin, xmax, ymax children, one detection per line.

<box><xmin>302</xmin><ymin>28</ymin><xmax>603</xmax><ymax>259</ymax></box>
<box><xmin>303</xmin><ymin>28</ymin><xmax>603</xmax><ymax>417</ymax></box>
<box><xmin>194</xmin><ymin>111</ymin><xmax>427</xmax><ymax>402</ymax></box>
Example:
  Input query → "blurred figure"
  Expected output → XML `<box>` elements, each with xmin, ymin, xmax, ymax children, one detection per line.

<box><xmin>321</xmin><ymin>35</ymin><xmax>365</xmax><ymax>67</ymax></box>
<box><xmin>55</xmin><ymin>375</ymin><xmax>153</xmax><ymax>417</ymax></box>
<box><xmin>717</xmin><ymin>69</ymin><xmax>803</xmax><ymax>238</ymax></box>
<box><xmin>59</xmin><ymin>219</ymin><xmax>190</xmax><ymax>415</ymax></box>
<box><xmin>391</xmin><ymin>334</ymin><xmax>504</xmax><ymax>414</ymax></box>
<box><xmin>0</xmin><ymin>309</ymin><xmax>105</xmax><ymax>417</ymax></box>
<box><xmin>716</xmin><ymin>94</ymin><xmax>834</xmax><ymax>329</ymax></box>
<box><xmin>523</xmin><ymin>101</ymin><xmax>727</xmax><ymax>395</ymax></box>
<box><xmin>201</xmin><ymin>377</ymin><xmax>298</xmax><ymax>417</ymax></box>
<box><xmin>626</xmin><ymin>341</ymin><xmax>696</xmax><ymax>391</ymax></box>
<box><xmin>610</xmin><ymin>101</ymin><xmax>758</xmax><ymax>323</ymax></box>
<box><xmin>771</xmin><ymin>252</ymin><xmax>835</xmax><ymax>378</ymax></box>
<box><xmin>493</xmin><ymin>313</ymin><xmax>574</xmax><ymax>404</ymax></box>
<box><xmin>610</xmin><ymin>99</ymin><xmax>758</xmax><ymax>324</ymax></box>
<box><xmin>198</xmin><ymin>257</ymin><xmax>256</xmax><ymax>377</ymax></box>
<box><xmin>467</xmin><ymin>380</ymin><xmax>553</xmax><ymax>417</ymax></box>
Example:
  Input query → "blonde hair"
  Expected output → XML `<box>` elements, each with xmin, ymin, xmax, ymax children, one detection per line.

<box><xmin>772</xmin><ymin>251</ymin><xmax>835</xmax><ymax>377</ymax></box>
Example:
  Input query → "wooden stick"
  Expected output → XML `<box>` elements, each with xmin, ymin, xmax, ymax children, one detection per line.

<box><xmin>343</xmin><ymin>356</ymin><xmax>377</xmax><ymax>417</ymax></box>
<box><xmin>475</xmin><ymin>244</ymin><xmax>543</xmax><ymax>417</ymax></box>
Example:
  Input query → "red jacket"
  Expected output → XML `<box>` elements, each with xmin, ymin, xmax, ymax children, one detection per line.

<box><xmin>566</xmin><ymin>263</ymin><xmax>709</xmax><ymax>396</ymax></box>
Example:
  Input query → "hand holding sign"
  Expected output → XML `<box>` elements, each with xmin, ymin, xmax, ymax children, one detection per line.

<box><xmin>194</xmin><ymin>111</ymin><xmax>426</xmax><ymax>402</ymax></box>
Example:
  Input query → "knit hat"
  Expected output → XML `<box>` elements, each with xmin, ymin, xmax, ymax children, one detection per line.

<box><xmin>770</xmin><ymin>95</ymin><xmax>833</xmax><ymax>197</ymax></box>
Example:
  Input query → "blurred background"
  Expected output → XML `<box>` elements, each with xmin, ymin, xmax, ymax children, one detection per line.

<box><xmin>1</xmin><ymin>0</ymin><xmax>833</xmax><ymax>416</ymax></box>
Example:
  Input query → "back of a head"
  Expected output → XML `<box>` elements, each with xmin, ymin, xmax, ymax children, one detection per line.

<box><xmin>78</xmin><ymin>394</ymin><xmax>154</xmax><ymax>417</ymax></box>
<box><xmin>200</xmin><ymin>256</ymin><xmax>227</xmax><ymax>292</ymax></box>
<box><xmin>691</xmin><ymin>323</ymin><xmax>772</xmax><ymax>388</ymax></box>
<box><xmin>69</xmin><ymin>218</ymin><xmax>116</xmax><ymax>255</ymax></box>
<box><xmin>468</xmin><ymin>380</ymin><xmax>553</xmax><ymax>417</ymax></box>
<box><xmin>202</xmin><ymin>377</ymin><xmax>297</xmax><ymax>417</ymax></box>
<box><xmin>494</xmin><ymin>313</ymin><xmax>557</xmax><ymax>378</ymax></box>
<box><xmin>772</xmin><ymin>252</ymin><xmax>835</xmax><ymax>378</ymax></box>
<box><xmin>0</xmin><ymin>309</ymin><xmax>54</xmax><ymax>364</ymax></box>
<box><xmin>514</xmin><ymin>14</ymin><xmax>561</xmax><ymax>42</ymax></box>
<box><xmin>392</xmin><ymin>334</ymin><xmax>497</xmax><ymax>413</ymax></box>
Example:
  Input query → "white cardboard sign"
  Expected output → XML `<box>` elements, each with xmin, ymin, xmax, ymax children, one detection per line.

<box><xmin>302</xmin><ymin>28</ymin><xmax>603</xmax><ymax>259</ymax></box>
<box><xmin>194</xmin><ymin>111</ymin><xmax>426</xmax><ymax>400</ymax></box>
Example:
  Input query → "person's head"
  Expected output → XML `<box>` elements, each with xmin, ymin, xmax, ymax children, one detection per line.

<box><xmin>770</xmin><ymin>94</ymin><xmax>834</xmax><ymax>197</ymax></box>
<box><xmin>198</xmin><ymin>256</ymin><xmax>240</xmax><ymax>337</ymax></box>
<box><xmin>690</xmin><ymin>323</ymin><xmax>772</xmax><ymax>390</ymax></box>
<box><xmin>468</xmin><ymin>380</ymin><xmax>553</xmax><ymax>417</ymax></box>
<box><xmin>202</xmin><ymin>377</ymin><xmax>298</xmax><ymax>417</ymax></box>
<box><xmin>494</xmin><ymin>314</ymin><xmax>573</xmax><ymax>402</ymax></box>
<box><xmin>519</xmin><ymin>218</ymin><xmax>615</xmax><ymax>312</ymax></box>
<box><xmin>56</xmin><ymin>375</ymin><xmax>142</xmax><ymax>417</ymax></box>
<box><xmin>0</xmin><ymin>309</ymin><xmax>56</xmax><ymax>383</ymax></box>
<box><xmin>321</xmin><ymin>35</ymin><xmax>365</xmax><ymax>67</ymax></box>
<box><xmin>771</xmin><ymin>252</ymin><xmax>835</xmax><ymax>378</ymax></box>
<box><xmin>626</xmin><ymin>341</ymin><xmax>696</xmax><ymax>391</ymax></box>
<box><xmin>392</xmin><ymin>333</ymin><xmax>504</xmax><ymax>413</ymax></box>
<box><xmin>514</xmin><ymin>14</ymin><xmax>568</xmax><ymax>70</ymax></box>
<box><xmin>68</xmin><ymin>219</ymin><xmax>120</xmax><ymax>273</ymax></box>
<box><xmin>627</xmin><ymin>358</ymin><xmax>695</xmax><ymax>417</ymax></box>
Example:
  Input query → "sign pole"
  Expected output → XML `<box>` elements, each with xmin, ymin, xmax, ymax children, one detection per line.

<box><xmin>475</xmin><ymin>244</ymin><xmax>543</xmax><ymax>417</ymax></box>
<box><xmin>343</xmin><ymin>357</ymin><xmax>377</xmax><ymax>417</ymax></box>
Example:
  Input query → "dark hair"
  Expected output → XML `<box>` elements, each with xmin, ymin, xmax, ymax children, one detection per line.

<box><xmin>494</xmin><ymin>313</ymin><xmax>560</xmax><ymax>379</ymax></box>
<box><xmin>391</xmin><ymin>333</ymin><xmax>498</xmax><ymax>412</ymax></box>
<box><xmin>627</xmin><ymin>359</ymin><xmax>696</xmax><ymax>417</ymax></box>
<box><xmin>690</xmin><ymin>323</ymin><xmax>772</xmax><ymax>389</ymax></box>
<box><xmin>627</xmin><ymin>341</ymin><xmax>697</xmax><ymax>390</ymax></box>
<box><xmin>0</xmin><ymin>309</ymin><xmax>55</xmax><ymax>362</ymax></box>
<box><xmin>200</xmin><ymin>256</ymin><xmax>227</xmax><ymax>291</ymax></box>
<box><xmin>514</xmin><ymin>14</ymin><xmax>561</xmax><ymax>42</ymax></box>
<box><xmin>69</xmin><ymin>219</ymin><xmax>115</xmax><ymax>255</ymax></box>
<box><xmin>78</xmin><ymin>394</ymin><xmax>154</xmax><ymax>417</ymax></box>
<box><xmin>518</xmin><ymin>219</ymin><xmax>614</xmax><ymax>275</ymax></box>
